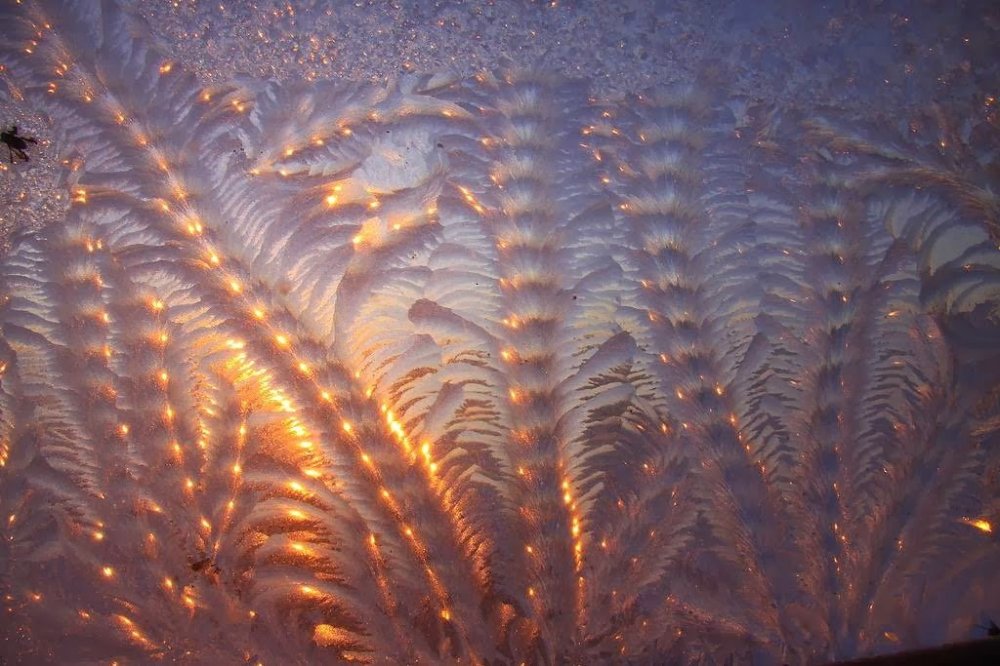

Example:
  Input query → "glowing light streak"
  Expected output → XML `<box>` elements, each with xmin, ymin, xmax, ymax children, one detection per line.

<box><xmin>959</xmin><ymin>517</ymin><xmax>992</xmax><ymax>533</ymax></box>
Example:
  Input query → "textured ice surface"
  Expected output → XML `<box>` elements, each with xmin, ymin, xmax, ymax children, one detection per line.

<box><xmin>1</xmin><ymin>1</ymin><xmax>999</xmax><ymax>665</ymax></box>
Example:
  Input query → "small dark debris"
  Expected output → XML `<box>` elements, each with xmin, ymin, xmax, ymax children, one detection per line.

<box><xmin>2</xmin><ymin>125</ymin><xmax>39</xmax><ymax>163</ymax></box>
<box><xmin>190</xmin><ymin>556</ymin><xmax>211</xmax><ymax>572</ymax></box>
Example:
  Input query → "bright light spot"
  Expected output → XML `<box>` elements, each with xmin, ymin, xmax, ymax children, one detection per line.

<box><xmin>960</xmin><ymin>517</ymin><xmax>992</xmax><ymax>533</ymax></box>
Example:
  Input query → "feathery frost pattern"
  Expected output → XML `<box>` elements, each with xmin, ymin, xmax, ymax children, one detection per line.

<box><xmin>1</xmin><ymin>2</ymin><xmax>999</xmax><ymax>664</ymax></box>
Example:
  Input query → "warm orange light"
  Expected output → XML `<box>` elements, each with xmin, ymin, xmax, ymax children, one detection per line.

<box><xmin>275</xmin><ymin>334</ymin><xmax>289</xmax><ymax>347</ymax></box>
<box><xmin>960</xmin><ymin>517</ymin><xmax>992</xmax><ymax>533</ymax></box>
<box><xmin>102</xmin><ymin>566</ymin><xmax>114</xmax><ymax>578</ymax></box>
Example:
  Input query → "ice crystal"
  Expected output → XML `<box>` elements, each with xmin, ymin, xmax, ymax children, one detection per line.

<box><xmin>1</xmin><ymin>2</ymin><xmax>998</xmax><ymax>664</ymax></box>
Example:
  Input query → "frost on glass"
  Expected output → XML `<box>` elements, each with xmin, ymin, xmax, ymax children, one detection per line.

<box><xmin>0</xmin><ymin>2</ymin><xmax>998</xmax><ymax>664</ymax></box>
